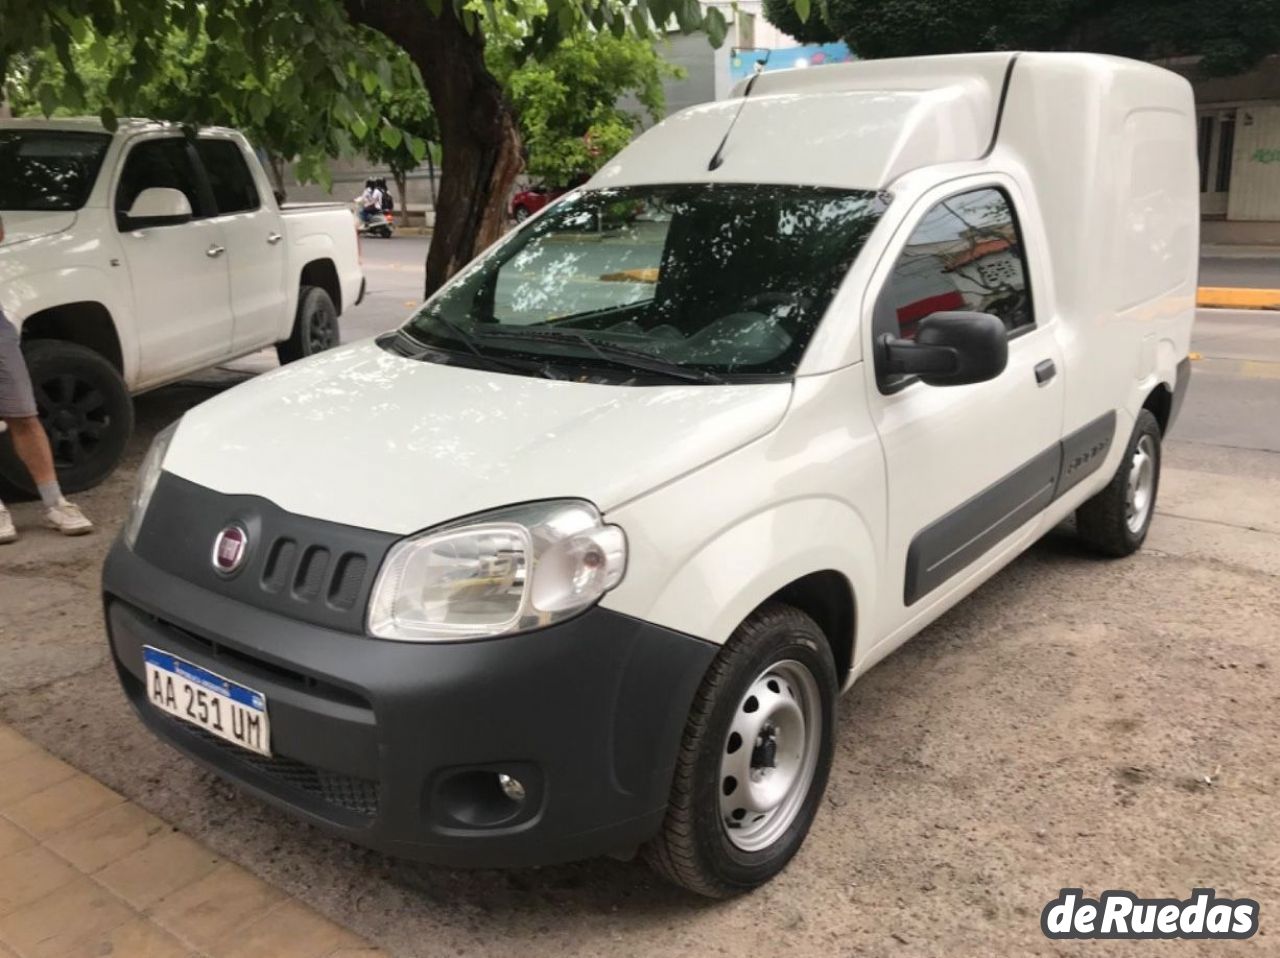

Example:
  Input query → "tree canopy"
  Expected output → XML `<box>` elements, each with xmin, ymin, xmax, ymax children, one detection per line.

<box><xmin>760</xmin><ymin>0</ymin><xmax>837</xmax><ymax>47</ymax></box>
<box><xmin>806</xmin><ymin>0</ymin><xmax>1280</xmax><ymax>76</ymax></box>
<box><xmin>488</xmin><ymin>13</ymin><xmax>680</xmax><ymax>185</ymax></box>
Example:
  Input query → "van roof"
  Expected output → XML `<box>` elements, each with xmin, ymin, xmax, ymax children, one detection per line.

<box><xmin>591</xmin><ymin>52</ymin><xmax>1189</xmax><ymax>193</ymax></box>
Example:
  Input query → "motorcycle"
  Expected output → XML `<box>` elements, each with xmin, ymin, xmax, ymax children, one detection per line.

<box><xmin>354</xmin><ymin>204</ymin><xmax>396</xmax><ymax>239</ymax></box>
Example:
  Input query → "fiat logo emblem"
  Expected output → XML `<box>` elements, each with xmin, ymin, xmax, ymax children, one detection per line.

<box><xmin>212</xmin><ymin>524</ymin><xmax>249</xmax><ymax>575</ymax></box>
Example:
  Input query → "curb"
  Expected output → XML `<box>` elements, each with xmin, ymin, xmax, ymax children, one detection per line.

<box><xmin>1197</xmin><ymin>287</ymin><xmax>1280</xmax><ymax>310</ymax></box>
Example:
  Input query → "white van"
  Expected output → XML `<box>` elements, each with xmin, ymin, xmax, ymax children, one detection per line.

<box><xmin>103</xmin><ymin>52</ymin><xmax>1197</xmax><ymax>897</ymax></box>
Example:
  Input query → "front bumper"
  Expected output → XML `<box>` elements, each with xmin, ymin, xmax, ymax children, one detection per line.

<box><xmin>102</xmin><ymin>485</ymin><xmax>715</xmax><ymax>868</ymax></box>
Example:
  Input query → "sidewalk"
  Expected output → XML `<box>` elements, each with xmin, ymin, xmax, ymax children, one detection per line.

<box><xmin>0</xmin><ymin>723</ymin><xmax>383</xmax><ymax>958</ymax></box>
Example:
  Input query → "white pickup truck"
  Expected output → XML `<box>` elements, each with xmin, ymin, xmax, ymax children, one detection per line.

<box><xmin>0</xmin><ymin>118</ymin><xmax>365</xmax><ymax>492</ymax></box>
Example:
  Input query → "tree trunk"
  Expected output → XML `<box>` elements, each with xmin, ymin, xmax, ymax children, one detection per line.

<box><xmin>393</xmin><ymin>169</ymin><xmax>407</xmax><ymax>220</ymax></box>
<box><xmin>265</xmin><ymin>152</ymin><xmax>288</xmax><ymax>202</ymax></box>
<box><xmin>344</xmin><ymin>0</ymin><xmax>523</xmax><ymax>298</ymax></box>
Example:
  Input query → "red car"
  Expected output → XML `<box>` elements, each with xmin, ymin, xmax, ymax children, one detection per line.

<box><xmin>509</xmin><ymin>184</ymin><xmax>567</xmax><ymax>222</ymax></box>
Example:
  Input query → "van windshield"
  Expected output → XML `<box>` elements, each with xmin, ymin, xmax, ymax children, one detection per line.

<box><xmin>0</xmin><ymin>130</ymin><xmax>111</xmax><ymax>212</ymax></box>
<box><xmin>400</xmin><ymin>183</ymin><xmax>887</xmax><ymax>382</ymax></box>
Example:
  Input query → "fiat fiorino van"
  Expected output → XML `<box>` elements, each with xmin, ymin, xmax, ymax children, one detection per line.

<box><xmin>104</xmin><ymin>52</ymin><xmax>1196</xmax><ymax>897</ymax></box>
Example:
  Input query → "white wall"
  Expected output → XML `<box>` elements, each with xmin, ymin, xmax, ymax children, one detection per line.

<box><xmin>1227</xmin><ymin>103</ymin><xmax>1280</xmax><ymax>222</ymax></box>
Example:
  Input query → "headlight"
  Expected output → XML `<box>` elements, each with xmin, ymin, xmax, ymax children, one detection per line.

<box><xmin>122</xmin><ymin>420</ymin><xmax>179</xmax><ymax>549</ymax></box>
<box><xmin>367</xmin><ymin>500</ymin><xmax>626</xmax><ymax>641</ymax></box>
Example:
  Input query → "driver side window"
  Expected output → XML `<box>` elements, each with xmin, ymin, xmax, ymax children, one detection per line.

<box><xmin>115</xmin><ymin>138</ymin><xmax>207</xmax><ymax>230</ymax></box>
<box><xmin>874</xmin><ymin>187</ymin><xmax>1033</xmax><ymax>388</ymax></box>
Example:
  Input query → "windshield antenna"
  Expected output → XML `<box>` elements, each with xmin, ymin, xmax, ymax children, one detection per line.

<box><xmin>708</xmin><ymin>52</ymin><xmax>770</xmax><ymax>172</ymax></box>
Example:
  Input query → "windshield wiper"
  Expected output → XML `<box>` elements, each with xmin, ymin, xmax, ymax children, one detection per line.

<box><xmin>477</xmin><ymin>328</ymin><xmax>725</xmax><ymax>384</ymax></box>
<box><xmin>398</xmin><ymin>320</ymin><xmax>555</xmax><ymax>379</ymax></box>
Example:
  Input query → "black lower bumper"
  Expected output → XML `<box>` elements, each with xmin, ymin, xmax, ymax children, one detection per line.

<box><xmin>103</xmin><ymin>540</ymin><xmax>715</xmax><ymax>867</ymax></box>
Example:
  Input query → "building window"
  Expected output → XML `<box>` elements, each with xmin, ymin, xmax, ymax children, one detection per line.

<box><xmin>1197</xmin><ymin>108</ymin><xmax>1237</xmax><ymax>202</ymax></box>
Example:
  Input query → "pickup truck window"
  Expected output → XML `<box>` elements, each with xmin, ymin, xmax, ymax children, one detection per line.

<box><xmin>874</xmin><ymin>187</ymin><xmax>1033</xmax><ymax>389</ymax></box>
<box><xmin>115</xmin><ymin>138</ymin><xmax>209</xmax><ymax>228</ymax></box>
<box><xmin>403</xmin><ymin>183</ymin><xmax>887</xmax><ymax>382</ymax></box>
<box><xmin>0</xmin><ymin>131</ymin><xmax>110</xmax><ymax>212</ymax></box>
<box><xmin>195</xmin><ymin>139</ymin><xmax>260</xmax><ymax>215</ymax></box>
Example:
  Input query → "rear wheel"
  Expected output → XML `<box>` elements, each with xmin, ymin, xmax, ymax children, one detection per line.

<box><xmin>276</xmin><ymin>286</ymin><xmax>339</xmax><ymax>365</ymax></box>
<box><xmin>1076</xmin><ymin>408</ymin><xmax>1162</xmax><ymax>557</ymax></box>
<box><xmin>643</xmin><ymin>603</ymin><xmax>837</xmax><ymax>898</ymax></box>
<box><xmin>0</xmin><ymin>339</ymin><xmax>133</xmax><ymax>495</ymax></box>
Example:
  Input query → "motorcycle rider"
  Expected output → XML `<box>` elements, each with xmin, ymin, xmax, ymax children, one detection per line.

<box><xmin>355</xmin><ymin>179</ymin><xmax>382</xmax><ymax>226</ymax></box>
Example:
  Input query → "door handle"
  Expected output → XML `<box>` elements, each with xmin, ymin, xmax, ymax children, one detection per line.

<box><xmin>1034</xmin><ymin>359</ymin><xmax>1057</xmax><ymax>385</ymax></box>
<box><xmin>266</xmin><ymin>232</ymin><xmax>283</xmax><ymax>245</ymax></box>
<box><xmin>206</xmin><ymin>244</ymin><xmax>226</xmax><ymax>258</ymax></box>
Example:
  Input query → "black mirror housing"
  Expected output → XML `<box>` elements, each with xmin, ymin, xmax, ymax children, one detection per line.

<box><xmin>879</xmin><ymin>311</ymin><xmax>1008</xmax><ymax>387</ymax></box>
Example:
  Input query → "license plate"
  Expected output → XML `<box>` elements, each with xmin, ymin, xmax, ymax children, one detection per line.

<box><xmin>143</xmin><ymin>646</ymin><xmax>271</xmax><ymax>757</ymax></box>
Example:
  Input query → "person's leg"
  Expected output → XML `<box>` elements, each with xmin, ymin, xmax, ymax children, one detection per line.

<box><xmin>0</xmin><ymin>314</ymin><xmax>92</xmax><ymax>535</ymax></box>
<box><xmin>2</xmin><ymin>416</ymin><xmax>92</xmax><ymax>535</ymax></box>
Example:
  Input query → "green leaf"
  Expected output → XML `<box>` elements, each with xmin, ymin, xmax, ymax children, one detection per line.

<box><xmin>99</xmin><ymin>105</ymin><xmax>118</xmax><ymax>132</ymax></box>
<box><xmin>408</xmin><ymin>134</ymin><xmax>428</xmax><ymax>163</ymax></box>
<box><xmin>380</xmin><ymin>124</ymin><xmax>403</xmax><ymax>149</ymax></box>
<box><xmin>705</xmin><ymin>6</ymin><xmax>728</xmax><ymax>46</ymax></box>
<box><xmin>795</xmin><ymin>0</ymin><xmax>811</xmax><ymax>22</ymax></box>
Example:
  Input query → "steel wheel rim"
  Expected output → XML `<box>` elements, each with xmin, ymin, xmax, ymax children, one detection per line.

<box><xmin>719</xmin><ymin>659</ymin><xmax>822</xmax><ymax>853</ymax></box>
<box><xmin>1126</xmin><ymin>433</ymin><xmax>1157</xmax><ymax>534</ymax></box>
<box><xmin>308</xmin><ymin>304</ymin><xmax>337</xmax><ymax>353</ymax></box>
<box><xmin>35</xmin><ymin>372</ymin><xmax>108</xmax><ymax>469</ymax></box>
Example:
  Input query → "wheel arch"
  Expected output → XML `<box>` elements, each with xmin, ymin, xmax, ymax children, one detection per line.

<box><xmin>20</xmin><ymin>301</ymin><xmax>125</xmax><ymax>374</ymax></box>
<box><xmin>765</xmin><ymin>570</ymin><xmax>857</xmax><ymax>689</ymax></box>
<box><xmin>604</xmin><ymin>497</ymin><xmax>875</xmax><ymax>691</ymax></box>
<box><xmin>299</xmin><ymin>259</ymin><xmax>343</xmax><ymax>316</ymax></box>
<box><xmin>1141</xmin><ymin>380</ymin><xmax>1173</xmax><ymax>435</ymax></box>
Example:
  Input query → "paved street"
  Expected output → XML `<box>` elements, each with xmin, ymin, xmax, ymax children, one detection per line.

<box><xmin>1200</xmin><ymin>251</ymin><xmax>1280</xmax><ymax>290</ymax></box>
<box><xmin>0</xmin><ymin>239</ymin><xmax>1276</xmax><ymax>955</ymax></box>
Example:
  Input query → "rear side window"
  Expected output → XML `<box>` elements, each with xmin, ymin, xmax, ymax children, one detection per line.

<box><xmin>196</xmin><ymin>139</ymin><xmax>260</xmax><ymax>214</ymax></box>
<box><xmin>115</xmin><ymin>138</ymin><xmax>207</xmax><ymax>227</ymax></box>
<box><xmin>875</xmin><ymin>187</ymin><xmax>1033</xmax><ymax>344</ymax></box>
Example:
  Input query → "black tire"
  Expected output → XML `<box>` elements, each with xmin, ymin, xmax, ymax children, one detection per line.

<box><xmin>643</xmin><ymin>602</ymin><xmax>837</xmax><ymax>898</ymax></box>
<box><xmin>1076</xmin><ymin>408</ymin><xmax>1162</xmax><ymax>557</ymax></box>
<box><xmin>276</xmin><ymin>286</ymin><xmax>340</xmax><ymax>365</ymax></box>
<box><xmin>513</xmin><ymin>206</ymin><xmax>531</xmax><ymax>223</ymax></box>
<box><xmin>0</xmin><ymin>339</ymin><xmax>133</xmax><ymax>496</ymax></box>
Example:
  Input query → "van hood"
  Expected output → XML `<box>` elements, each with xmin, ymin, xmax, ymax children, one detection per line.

<box><xmin>0</xmin><ymin>211</ymin><xmax>78</xmax><ymax>248</ymax></box>
<box><xmin>163</xmin><ymin>340</ymin><xmax>793</xmax><ymax>535</ymax></box>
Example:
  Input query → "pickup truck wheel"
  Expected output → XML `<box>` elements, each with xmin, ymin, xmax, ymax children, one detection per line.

<box><xmin>1075</xmin><ymin>408</ymin><xmax>1162</xmax><ymax>557</ymax></box>
<box><xmin>643</xmin><ymin>602</ymin><xmax>837</xmax><ymax>898</ymax></box>
<box><xmin>277</xmin><ymin>286</ymin><xmax>340</xmax><ymax>364</ymax></box>
<box><xmin>0</xmin><ymin>340</ymin><xmax>133</xmax><ymax>495</ymax></box>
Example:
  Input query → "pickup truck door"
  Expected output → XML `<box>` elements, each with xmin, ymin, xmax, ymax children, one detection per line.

<box><xmin>866</xmin><ymin>183</ymin><xmax>1065</xmax><ymax>641</ymax></box>
<box><xmin>195</xmin><ymin>137</ymin><xmax>288</xmax><ymax>354</ymax></box>
<box><xmin>114</xmin><ymin>136</ymin><xmax>232</xmax><ymax>383</ymax></box>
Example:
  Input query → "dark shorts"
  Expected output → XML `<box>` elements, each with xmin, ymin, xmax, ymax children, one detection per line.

<box><xmin>0</xmin><ymin>313</ymin><xmax>38</xmax><ymax>419</ymax></box>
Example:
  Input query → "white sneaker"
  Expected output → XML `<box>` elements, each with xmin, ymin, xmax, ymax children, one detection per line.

<box><xmin>44</xmin><ymin>499</ymin><xmax>93</xmax><ymax>536</ymax></box>
<box><xmin>0</xmin><ymin>508</ymin><xmax>15</xmax><ymax>544</ymax></box>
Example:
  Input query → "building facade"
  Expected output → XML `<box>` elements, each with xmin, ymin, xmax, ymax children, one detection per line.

<box><xmin>1177</xmin><ymin>55</ymin><xmax>1280</xmax><ymax>245</ymax></box>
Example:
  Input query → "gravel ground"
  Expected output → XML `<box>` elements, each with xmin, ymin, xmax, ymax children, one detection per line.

<box><xmin>1</xmin><ymin>372</ymin><xmax>1278</xmax><ymax>958</ymax></box>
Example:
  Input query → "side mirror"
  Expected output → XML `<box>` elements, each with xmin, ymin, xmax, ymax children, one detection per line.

<box><xmin>879</xmin><ymin>311</ymin><xmax>1008</xmax><ymax>387</ymax></box>
<box><xmin>126</xmin><ymin>187</ymin><xmax>193</xmax><ymax>224</ymax></box>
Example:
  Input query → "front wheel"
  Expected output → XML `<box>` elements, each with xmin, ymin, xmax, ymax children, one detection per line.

<box><xmin>0</xmin><ymin>339</ymin><xmax>134</xmax><ymax>495</ymax></box>
<box><xmin>1076</xmin><ymin>408</ymin><xmax>1162</xmax><ymax>557</ymax></box>
<box><xmin>512</xmin><ymin>206</ymin><xmax>531</xmax><ymax>223</ymax></box>
<box><xmin>643</xmin><ymin>603</ymin><xmax>837</xmax><ymax>897</ymax></box>
<box><xmin>276</xmin><ymin>286</ymin><xmax>340</xmax><ymax>365</ymax></box>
